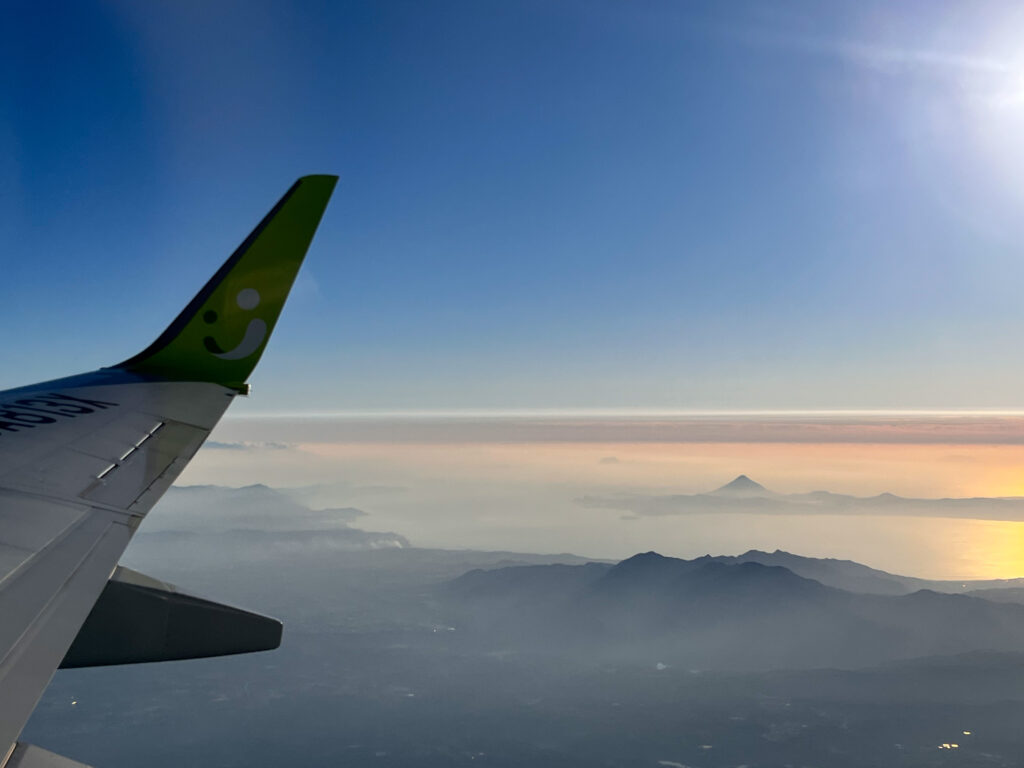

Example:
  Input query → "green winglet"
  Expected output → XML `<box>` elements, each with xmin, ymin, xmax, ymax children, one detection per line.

<box><xmin>117</xmin><ymin>175</ymin><xmax>337</xmax><ymax>388</ymax></box>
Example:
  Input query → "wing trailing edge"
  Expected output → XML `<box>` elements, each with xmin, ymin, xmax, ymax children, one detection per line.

<box><xmin>6</xmin><ymin>742</ymin><xmax>92</xmax><ymax>767</ymax></box>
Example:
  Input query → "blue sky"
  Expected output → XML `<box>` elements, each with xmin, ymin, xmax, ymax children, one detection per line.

<box><xmin>5</xmin><ymin>1</ymin><xmax>1024</xmax><ymax>412</ymax></box>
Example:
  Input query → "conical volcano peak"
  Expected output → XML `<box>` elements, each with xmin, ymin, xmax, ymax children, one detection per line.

<box><xmin>712</xmin><ymin>475</ymin><xmax>770</xmax><ymax>496</ymax></box>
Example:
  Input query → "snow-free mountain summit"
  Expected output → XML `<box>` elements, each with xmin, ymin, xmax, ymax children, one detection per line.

<box><xmin>710</xmin><ymin>474</ymin><xmax>772</xmax><ymax>497</ymax></box>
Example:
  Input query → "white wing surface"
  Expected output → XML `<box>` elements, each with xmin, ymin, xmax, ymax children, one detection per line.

<box><xmin>0</xmin><ymin>175</ymin><xmax>337</xmax><ymax>765</ymax></box>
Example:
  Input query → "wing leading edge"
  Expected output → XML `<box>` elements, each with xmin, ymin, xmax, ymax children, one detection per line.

<box><xmin>0</xmin><ymin>175</ymin><xmax>337</xmax><ymax>765</ymax></box>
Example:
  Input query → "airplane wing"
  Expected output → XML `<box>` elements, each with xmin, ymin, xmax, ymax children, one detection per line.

<box><xmin>0</xmin><ymin>175</ymin><xmax>337</xmax><ymax>767</ymax></box>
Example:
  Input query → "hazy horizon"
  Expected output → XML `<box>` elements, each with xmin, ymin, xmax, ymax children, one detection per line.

<box><xmin>165</xmin><ymin>411</ymin><xmax>1024</xmax><ymax>581</ymax></box>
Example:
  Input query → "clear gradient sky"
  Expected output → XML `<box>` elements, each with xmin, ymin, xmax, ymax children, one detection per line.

<box><xmin>11</xmin><ymin>2</ymin><xmax>1024</xmax><ymax>577</ymax></box>
<box><xmin>6</xmin><ymin>1</ymin><xmax>1024</xmax><ymax>413</ymax></box>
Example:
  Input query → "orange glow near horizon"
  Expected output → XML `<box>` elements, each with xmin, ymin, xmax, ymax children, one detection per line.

<box><xmin>182</xmin><ymin>427</ymin><xmax>1024</xmax><ymax>580</ymax></box>
<box><xmin>295</xmin><ymin>440</ymin><xmax>1024</xmax><ymax>499</ymax></box>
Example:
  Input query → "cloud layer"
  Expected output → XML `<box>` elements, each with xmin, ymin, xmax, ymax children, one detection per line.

<box><xmin>579</xmin><ymin>475</ymin><xmax>1024</xmax><ymax>522</ymax></box>
<box><xmin>218</xmin><ymin>412</ymin><xmax>1024</xmax><ymax>445</ymax></box>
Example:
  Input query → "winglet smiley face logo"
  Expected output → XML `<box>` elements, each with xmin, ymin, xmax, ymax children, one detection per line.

<box><xmin>202</xmin><ymin>288</ymin><xmax>268</xmax><ymax>360</ymax></box>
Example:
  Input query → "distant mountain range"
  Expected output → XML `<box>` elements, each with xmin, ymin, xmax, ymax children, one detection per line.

<box><xmin>134</xmin><ymin>483</ymin><xmax>410</xmax><ymax>551</ymax></box>
<box><xmin>699</xmin><ymin>548</ymin><xmax>1024</xmax><ymax>595</ymax></box>
<box><xmin>444</xmin><ymin>550</ymin><xmax>1024</xmax><ymax>670</ymax></box>
<box><xmin>138</xmin><ymin>483</ymin><xmax>1024</xmax><ymax>670</ymax></box>
<box><xmin>577</xmin><ymin>474</ymin><xmax>1024</xmax><ymax>521</ymax></box>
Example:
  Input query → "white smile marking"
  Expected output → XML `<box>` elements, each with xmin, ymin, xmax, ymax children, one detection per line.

<box><xmin>213</xmin><ymin>319</ymin><xmax>268</xmax><ymax>360</ymax></box>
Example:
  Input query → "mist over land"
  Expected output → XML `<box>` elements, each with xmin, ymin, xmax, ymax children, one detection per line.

<box><xmin>447</xmin><ymin>550</ymin><xmax>1024</xmax><ymax>670</ymax></box>
<box><xmin>172</xmin><ymin>414</ymin><xmax>1024</xmax><ymax>580</ymax></box>
<box><xmin>23</xmin><ymin>483</ymin><xmax>1024</xmax><ymax>767</ymax></box>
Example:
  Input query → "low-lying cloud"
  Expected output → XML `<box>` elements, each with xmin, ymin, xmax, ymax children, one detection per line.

<box><xmin>578</xmin><ymin>475</ymin><xmax>1024</xmax><ymax>522</ymax></box>
<box><xmin>204</xmin><ymin>440</ymin><xmax>291</xmax><ymax>451</ymax></box>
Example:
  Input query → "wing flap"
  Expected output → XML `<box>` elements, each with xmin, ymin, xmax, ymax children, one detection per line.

<box><xmin>0</xmin><ymin>509</ymin><xmax>129</xmax><ymax>753</ymax></box>
<box><xmin>0</xmin><ymin>385</ymin><xmax>230</xmax><ymax>515</ymax></box>
<box><xmin>0</xmin><ymin>494</ymin><xmax>88</xmax><ymax>588</ymax></box>
<box><xmin>3</xmin><ymin>451</ymin><xmax>113</xmax><ymax>500</ymax></box>
<box><xmin>0</xmin><ymin>494</ymin><xmax>86</xmax><ymax>554</ymax></box>
<box><xmin>69</xmin><ymin>411</ymin><xmax>164</xmax><ymax>463</ymax></box>
<box><xmin>80</xmin><ymin>420</ymin><xmax>207</xmax><ymax>510</ymax></box>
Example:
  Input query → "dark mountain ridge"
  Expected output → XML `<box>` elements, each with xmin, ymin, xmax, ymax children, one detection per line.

<box><xmin>701</xmin><ymin>547</ymin><xmax>1024</xmax><ymax>595</ymax></box>
<box><xmin>445</xmin><ymin>551</ymin><xmax>1024</xmax><ymax>670</ymax></box>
